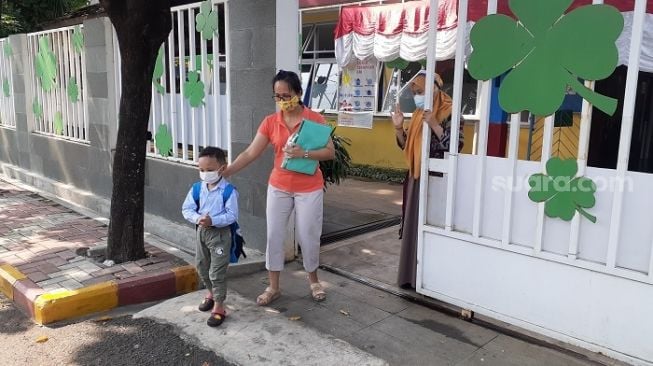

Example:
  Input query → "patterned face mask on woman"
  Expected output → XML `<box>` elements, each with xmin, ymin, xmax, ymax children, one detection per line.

<box><xmin>277</xmin><ymin>95</ymin><xmax>300</xmax><ymax>111</ymax></box>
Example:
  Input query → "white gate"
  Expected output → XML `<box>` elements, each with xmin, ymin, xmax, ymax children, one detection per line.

<box><xmin>417</xmin><ymin>1</ymin><xmax>653</xmax><ymax>365</ymax></box>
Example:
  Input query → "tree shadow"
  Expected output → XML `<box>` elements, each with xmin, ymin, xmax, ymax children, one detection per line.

<box><xmin>0</xmin><ymin>295</ymin><xmax>35</xmax><ymax>335</ymax></box>
<box><xmin>71</xmin><ymin>316</ymin><xmax>233</xmax><ymax>366</ymax></box>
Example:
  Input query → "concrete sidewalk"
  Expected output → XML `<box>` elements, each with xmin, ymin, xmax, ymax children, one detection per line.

<box><xmin>138</xmin><ymin>261</ymin><xmax>612</xmax><ymax>366</ymax></box>
<box><xmin>0</xmin><ymin>176</ymin><xmax>264</xmax><ymax>325</ymax></box>
<box><xmin>0</xmin><ymin>175</ymin><xmax>625</xmax><ymax>365</ymax></box>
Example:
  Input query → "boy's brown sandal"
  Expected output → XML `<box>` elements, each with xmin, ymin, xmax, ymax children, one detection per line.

<box><xmin>198</xmin><ymin>297</ymin><xmax>214</xmax><ymax>312</ymax></box>
<box><xmin>207</xmin><ymin>309</ymin><xmax>226</xmax><ymax>327</ymax></box>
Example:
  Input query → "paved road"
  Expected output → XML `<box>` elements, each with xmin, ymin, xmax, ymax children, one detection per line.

<box><xmin>0</xmin><ymin>295</ymin><xmax>230</xmax><ymax>366</ymax></box>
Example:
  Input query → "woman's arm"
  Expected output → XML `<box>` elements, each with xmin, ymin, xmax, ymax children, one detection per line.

<box><xmin>391</xmin><ymin>104</ymin><xmax>406</xmax><ymax>148</ymax></box>
<box><xmin>395</xmin><ymin>126</ymin><xmax>407</xmax><ymax>149</ymax></box>
<box><xmin>222</xmin><ymin>132</ymin><xmax>269</xmax><ymax>177</ymax></box>
<box><xmin>429</xmin><ymin>117</ymin><xmax>465</xmax><ymax>153</ymax></box>
<box><xmin>424</xmin><ymin>111</ymin><xmax>445</xmax><ymax>140</ymax></box>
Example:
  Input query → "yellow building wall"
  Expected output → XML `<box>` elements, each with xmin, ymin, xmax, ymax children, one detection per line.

<box><xmin>328</xmin><ymin>113</ymin><xmax>580</xmax><ymax>169</ymax></box>
<box><xmin>528</xmin><ymin>113</ymin><xmax>581</xmax><ymax>162</ymax></box>
<box><xmin>324</xmin><ymin>115</ymin><xmax>476</xmax><ymax>169</ymax></box>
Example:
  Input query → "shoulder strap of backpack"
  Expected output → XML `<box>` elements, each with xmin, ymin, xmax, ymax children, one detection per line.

<box><xmin>192</xmin><ymin>181</ymin><xmax>202</xmax><ymax>211</ymax></box>
<box><xmin>223</xmin><ymin>184</ymin><xmax>239</xmax><ymax>231</ymax></box>
<box><xmin>222</xmin><ymin>183</ymin><xmax>234</xmax><ymax>206</ymax></box>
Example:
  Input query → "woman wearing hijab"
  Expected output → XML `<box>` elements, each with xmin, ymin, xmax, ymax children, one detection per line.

<box><xmin>390</xmin><ymin>71</ymin><xmax>464</xmax><ymax>289</ymax></box>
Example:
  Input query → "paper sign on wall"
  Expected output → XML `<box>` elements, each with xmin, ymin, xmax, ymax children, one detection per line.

<box><xmin>337</xmin><ymin>59</ymin><xmax>376</xmax><ymax>129</ymax></box>
<box><xmin>337</xmin><ymin>112</ymin><xmax>373</xmax><ymax>129</ymax></box>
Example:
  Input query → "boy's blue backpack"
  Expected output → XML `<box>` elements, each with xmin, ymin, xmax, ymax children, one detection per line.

<box><xmin>192</xmin><ymin>182</ymin><xmax>246</xmax><ymax>264</ymax></box>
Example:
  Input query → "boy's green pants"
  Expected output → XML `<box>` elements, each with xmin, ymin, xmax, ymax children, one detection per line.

<box><xmin>196</xmin><ymin>226</ymin><xmax>231</xmax><ymax>303</ymax></box>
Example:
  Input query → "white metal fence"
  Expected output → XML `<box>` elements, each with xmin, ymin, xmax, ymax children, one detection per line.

<box><xmin>0</xmin><ymin>38</ymin><xmax>16</xmax><ymax>128</ymax></box>
<box><xmin>113</xmin><ymin>0</ymin><xmax>230</xmax><ymax>164</ymax></box>
<box><xmin>419</xmin><ymin>0</ymin><xmax>653</xmax><ymax>284</ymax></box>
<box><xmin>418</xmin><ymin>0</ymin><xmax>653</xmax><ymax>362</ymax></box>
<box><xmin>27</xmin><ymin>25</ymin><xmax>89</xmax><ymax>142</ymax></box>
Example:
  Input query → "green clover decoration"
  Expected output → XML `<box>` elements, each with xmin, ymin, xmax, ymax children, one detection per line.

<box><xmin>183</xmin><ymin>71</ymin><xmax>205</xmax><ymax>107</ymax></box>
<box><xmin>2</xmin><ymin>78</ymin><xmax>10</xmax><ymax>97</ymax></box>
<box><xmin>196</xmin><ymin>1</ymin><xmax>219</xmax><ymax>41</ymax></box>
<box><xmin>467</xmin><ymin>0</ymin><xmax>624</xmax><ymax>116</ymax></box>
<box><xmin>33</xmin><ymin>98</ymin><xmax>43</xmax><ymax>120</ymax></box>
<box><xmin>35</xmin><ymin>36</ymin><xmax>58</xmax><ymax>92</ymax></box>
<box><xmin>155</xmin><ymin>124</ymin><xmax>173</xmax><ymax>157</ymax></box>
<box><xmin>153</xmin><ymin>46</ymin><xmax>166</xmax><ymax>95</ymax></box>
<box><xmin>3</xmin><ymin>42</ymin><xmax>12</xmax><ymax>57</ymax></box>
<box><xmin>528</xmin><ymin>157</ymin><xmax>597</xmax><ymax>223</ymax></box>
<box><xmin>67</xmin><ymin>77</ymin><xmax>79</xmax><ymax>103</ymax></box>
<box><xmin>54</xmin><ymin>111</ymin><xmax>64</xmax><ymax>135</ymax></box>
<box><xmin>72</xmin><ymin>26</ymin><xmax>84</xmax><ymax>54</ymax></box>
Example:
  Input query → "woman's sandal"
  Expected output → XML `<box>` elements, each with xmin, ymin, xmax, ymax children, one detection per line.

<box><xmin>310</xmin><ymin>282</ymin><xmax>326</xmax><ymax>302</ymax></box>
<box><xmin>207</xmin><ymin>309</ymin><xmax>226</xmax><ymax>327</ymax></box>
<box><xmin>256</xmin><ymin>286</ymin><xmax>281</xmax><ymax>306</ymax></box>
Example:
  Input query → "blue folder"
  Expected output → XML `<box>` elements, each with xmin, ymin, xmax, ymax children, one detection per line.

<box><xmin>281</xmin><ymin>119</ymin><xmax>333</xmax><ymax>175</ymax></box>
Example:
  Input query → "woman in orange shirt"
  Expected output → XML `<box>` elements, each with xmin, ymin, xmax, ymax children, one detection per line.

<box><xmin>222</xmin><ymin>70</ymin><xmax>335</xmax><ymax>305</ymax></box>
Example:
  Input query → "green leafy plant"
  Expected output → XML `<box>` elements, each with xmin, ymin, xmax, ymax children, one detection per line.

<box><xmin>528</xmin><ymin>157</ymin><xmax>597</xmax><ymax>223</ymax></box>
<box><xmin>385</xmin><ymin>58</ymin><xmax>426</xmax><ymax>70</ymax></box>
<box><xmin>348</xmin><ymin>164</ymin><xmax>407</xmax><ymax>184</ymax></box>
<box><xmin>183</xmin><ymin>71</ymin><xmax>205</xmax><ymax>107</ymax></box>
<box><xmin>196</xmin><ymin>0</ymin><xmax>219</xmax><ymax>41</ymax></box>
<box><xmin>35</xmin><ymin>36</ymin><xmax>58</xmax><ymax>92</ymax></box>
<box><xmin>467</xmin><ymin>0</ymin><xmax>623</xmax><ymax>116</ymax></box>
<box><xmin>320</xmin><ymin>127</ymin><xmax>352</xmax><ymax>189</ymax></box>
<box><xmin>33</xmin><ymin>98</ymin><xmax>43</xmax><ymax>120</ymax></box>
<box><xmin>152</xmin><ymin>46</ymin><xmax>165</xmax><ymax>95</ymax></box>
<box><xmin>2</xmin><ymin>78</ymin><xmax>10</xmax><ymax>97</ymax></box>
<box><xmin>72</xmin><ymin>25</ymin><xmax>84</xmax><ymax>54</ymax></box>
<box><xmin>385</xmin><ymin>58</ymin><xmax>409</xmax><ymax>70</ymax></box>
<box><xmin>67</xmin><ymin>77</ymin><xmax>79</xmax><ymax>102</ymax></box>
<box><xmin>53</xmin><ymin>111</ymin><xmax>64</xmax><ymax>135</ymax></box>
<box><xmin>155</xmin><ymin>124</ymin><xmax>173</xmax><ymax>157</ymax></box>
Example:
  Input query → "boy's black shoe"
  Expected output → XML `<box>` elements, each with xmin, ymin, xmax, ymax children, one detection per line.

<box><xmin>207</xmin><ymin>311</ymin><xmax>225</xmax><ymax>327</ymax></box>
<box><xmin>198</xmin><ymin>298</ymin><xmax>214</xmax><ymax>312</ymax></box>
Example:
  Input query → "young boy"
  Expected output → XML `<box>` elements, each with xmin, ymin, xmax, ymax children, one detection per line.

<box><xmin>182</xmin><ymin>147</ymin><xmax>238</xmax><ymax>327</ymax></box>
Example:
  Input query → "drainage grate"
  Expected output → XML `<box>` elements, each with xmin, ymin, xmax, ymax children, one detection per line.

<box><xmin>320</xmin><ymin>216</ymin><xmax>401</xmax><ymax>245</ymax></box>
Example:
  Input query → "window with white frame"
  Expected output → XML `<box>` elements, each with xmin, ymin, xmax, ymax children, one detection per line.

<box><xmin>301</xmin><ymin>23</ymin><xmax>341</xmax><ymax>112</ymax></box>
<box><xmin>300</xmin><ymin>22</ymin><xmax>481</xmax><ymax>119</ymax></box>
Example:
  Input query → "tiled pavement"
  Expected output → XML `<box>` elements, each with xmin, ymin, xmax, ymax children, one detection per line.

<box><xmin>0</xmin><ymin>179</ymin><xmax>187</xmax><ymax>293</ymax></box>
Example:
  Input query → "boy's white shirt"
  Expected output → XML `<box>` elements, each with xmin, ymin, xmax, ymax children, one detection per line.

<box><xmin>181</xmin><ymin>178</ymin><xmax>239</xmax><ymax>228</ymax></box>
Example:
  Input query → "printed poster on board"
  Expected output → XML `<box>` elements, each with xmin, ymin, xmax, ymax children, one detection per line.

<box><xmin>337</xmin><ymin>59</ymin><xmax>376</xmax><ymax>129</ymax></box>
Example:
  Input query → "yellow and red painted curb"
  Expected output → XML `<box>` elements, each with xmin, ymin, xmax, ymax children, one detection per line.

<box><xmin>0</xmin><ymin>263</ymin><xmax>198</xmax><ymax>325</ymax></box>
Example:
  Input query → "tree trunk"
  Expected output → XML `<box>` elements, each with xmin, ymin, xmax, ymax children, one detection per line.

<box><xmin>101</xmin><ymin>0</ymin><xmax>171</xmax><ymax>263</ymax></box>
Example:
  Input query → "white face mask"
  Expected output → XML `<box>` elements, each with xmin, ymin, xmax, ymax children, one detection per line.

<box><xmin>413</xmin><ymin>94</ymin><xmax>425</xmax><ymax>109</ymax></box>
<box><xmin>199</xmin><ymin>171</ymin><xmax>221</xmax><ymax>184</ymax></box>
